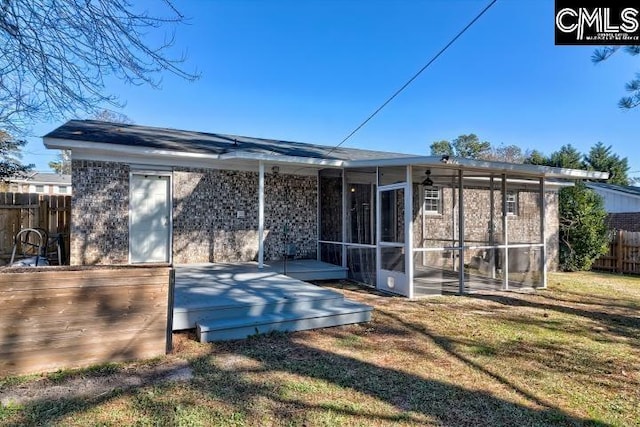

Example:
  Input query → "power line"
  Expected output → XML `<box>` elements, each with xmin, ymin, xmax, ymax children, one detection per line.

<box><xmin>325</xmin><ymin>0</ymin><xmax>499</xmax><ymax>157</ymax></box>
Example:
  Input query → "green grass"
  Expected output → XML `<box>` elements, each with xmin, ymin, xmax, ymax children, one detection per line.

<box><xmin>0</xmin><ymin>271</ymin><xmax>639</xmax><ymax>426</ymax></box>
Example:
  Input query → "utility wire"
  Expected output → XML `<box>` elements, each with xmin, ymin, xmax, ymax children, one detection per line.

<box><xmin>325</xmin><ymin>0</ymin><xmax>499</xmax><ymax>157</ymax></box>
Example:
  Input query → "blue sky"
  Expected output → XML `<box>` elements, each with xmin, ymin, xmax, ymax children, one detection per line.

<box><xmin>24</xmin><ymin>0</ymin><xmax>640</xmax><ymax>178</ymax></box>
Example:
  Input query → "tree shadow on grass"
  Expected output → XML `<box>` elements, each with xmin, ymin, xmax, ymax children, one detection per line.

<box><xmin>192</xmin><ymin>333</ymin><xmax>608</xmax><ymax>427</ymax></box>
<box><xmin>3</xmin><ymin>329</ymin><xmax>611</xmax><ymax>427</ymax></box>
<box><xmin>467</xmin><ymin>293</ymin><xmax>640</xmax><ymax>347</ymax></box>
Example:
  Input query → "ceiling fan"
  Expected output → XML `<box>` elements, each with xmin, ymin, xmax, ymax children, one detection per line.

<box><xmin>422</xmin><ymin>169</ymin><xmax>433</xmax><ymax>187</ymax></box>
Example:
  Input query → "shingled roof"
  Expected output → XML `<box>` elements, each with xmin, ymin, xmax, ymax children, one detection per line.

<box><xmin>44</xmin><ymin>120</ymin><xmax>413</xmax><ymax>162</ymax></box>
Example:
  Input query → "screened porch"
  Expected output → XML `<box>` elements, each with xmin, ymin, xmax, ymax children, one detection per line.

<box><xmin>318</xmin><ymin>162</ymin><xmax>553</xmax><ymax>297</ymax></box>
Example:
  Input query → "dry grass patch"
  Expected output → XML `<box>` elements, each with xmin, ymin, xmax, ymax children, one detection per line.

<box><xmin>1</xmin><ymin>271</ymin><xmax>639</xmax><ymax>426</ymax></box>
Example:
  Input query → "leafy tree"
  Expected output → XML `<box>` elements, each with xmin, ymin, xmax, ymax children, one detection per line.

<box><xmin>592</xmin><ymin>46</ymin><xmax>640</xmax><ymax>109</ymax></box>
<box><xmin>0</xmin><ymin>0</ymin><xmax>197</xmax><ymax>134</ymax></box>
<box><xmin>548</xmin><ymin>144</ymin><xmax>583</xmax><ymax>169</ymax></box>
<box><xmin>583</xmin><ymin>142</ymin><xmax>630</xmax><ymax>185</ymax></box>
<box><xmin>430</xmin><ymin>140</ymin><xmax>454</xmax><ymax>157</ymax></box>
<box><xmin>558</xmin><ymin>182</ymin><xmax>609</xmax><ymax>271</ymax></box>
<box><xmin>429</xmin><ymin>134</ymin><xmax>490</xmax><ymax>160</ymax></box>
<box><xmin>452</xmin><ymin>134</ymin><xmax>491</xmax><ymax>159</ymax></box>
<box><xmin>0</xmin><ymin>131</ymin><xmax>32</xmax><ymax>180</ymax></box>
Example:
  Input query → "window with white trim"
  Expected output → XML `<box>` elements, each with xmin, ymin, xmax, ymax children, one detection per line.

<box><xmin>424</xmin><ymin>187</ymin><xmax>441</xmax><ymax>214</ymax></box>
<box><xmin>34</xmin><ymin>185</ymin><xmax>45</xmax><ymax>193</ymax></box>
<box><xmin>58</xmin><ymin>185</ymin><xmax>68</xmax><ymax>194</ymax></box>
<box><xmin>506</xmin><ymin>191</ymin><xmax>518</xmax><ymax>216</ymax></box>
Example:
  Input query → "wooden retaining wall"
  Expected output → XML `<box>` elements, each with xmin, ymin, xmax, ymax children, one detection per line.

<box><xmin>0</xmin><ymin>265</ymin><xmax>173</xmax><ymax>376</ymax></box>
<box><xmin>592</xmin><ymin>230</ymin><xmax>640</xmax><ymax>274</ymax></box>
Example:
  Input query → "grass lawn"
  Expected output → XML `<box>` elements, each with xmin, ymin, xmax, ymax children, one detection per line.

<box><xmin>1</xmin><ymin>271</ymin><xmax>639</xmax><ymax>426</ymax></box>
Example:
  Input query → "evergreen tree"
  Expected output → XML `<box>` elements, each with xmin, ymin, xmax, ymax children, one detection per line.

<box><xmin>548</xmin><ymin>144</ymin><xmax>583</xmax><ymax>169</ymax></box>
<box><xmin>524</xmin><ymin>149</ymin><xmax>550</xmax><ymax>166</ymax></box>
<box><xmin>0</xmin><ymin>131</ymin><xmax>32</xmax><ymax>180</ymax></box>
<box><xmin>592</xmin><ymin>46</ymin><xmax>640</xmax><ymax>109</ymax></box>
<box><xmin>583</xmin><ymin>142</ymin><xmax>630</xmax><ymax>185</ymax></box>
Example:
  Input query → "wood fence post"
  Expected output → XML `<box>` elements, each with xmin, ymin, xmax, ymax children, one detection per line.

<box><xmin>616</xmin><ymin>230</ymin><xmax>624</xmax><ymax>273</ymax></box>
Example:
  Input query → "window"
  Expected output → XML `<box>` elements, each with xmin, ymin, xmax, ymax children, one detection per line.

<box><xmin>34</xmin><ymin>185</ymin><xmax>44</xmax><ymax>193</ymax></box>
<box><xmin>506</xmin><ymin>192</ymin><xmax>518</xmax><ymax>216</ymax></box>
<box><xmin>424</xmin><ymin>187</ymin><xmax>440</xmax><ymax>214</ymax></box>
<box><xmin>58</xmin><ymin>185</ymin><xmax>68</xmax><ymax>194</ymax></box>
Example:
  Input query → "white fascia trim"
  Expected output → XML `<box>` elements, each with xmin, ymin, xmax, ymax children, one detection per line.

<box><xmin>343</xmin><ymin>156</ymin><xmax>610</xmax><ymax>180</ymax></box>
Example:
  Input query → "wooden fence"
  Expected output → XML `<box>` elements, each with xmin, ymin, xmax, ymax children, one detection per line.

<box><xmin>592</xmin><ymin>230</ymin><xmax>640</xmax><ymax>274</ymax></box>
<box><xmin>0</xmin><ymin>265</ymin><xmax>173</xmax><ymax>376</ymax></box>
<box><xmin>0</xmin><ymin>192</ymin><xmax>71</xmax><ymax>266</ymax></box>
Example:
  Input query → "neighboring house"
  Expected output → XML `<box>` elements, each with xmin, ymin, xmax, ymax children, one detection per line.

<box><xmin>43</xmin><ymin>120</ymin><xmax>607</xmax><ymax>297</ymax></box>
<box><xmin>586</xmin><ymin>182</ymin><xmax>640</xmax><ymax>232</ymax></box>
<box><xmin>6</xmin><ymin>172</ymin><xmax>72</xmax><ymax>195</ymax></box>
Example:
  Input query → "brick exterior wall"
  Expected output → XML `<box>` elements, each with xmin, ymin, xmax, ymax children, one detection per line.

<box><xmin>70</xmin><ymin>160</ymin><xmax>130</xmax><ymax>265</ymax></box>
<box><xmin>606</xmin><ymin>212</ymin><xmax>640</xmax><ymax>232</ymax></box>
<box><xmin>72</xmin><ymin>163</ymin><xmax>318</xmax><ymax>265</ymax></box>
<box><xmin>70</xmin><ymin>160</ymin><xmax>559</xmax><ymax>272</ymax></box>
<box><xmin>173</xmin><ymin>168</ymin><xmax>317</xmax><ymax>263</ymax></box>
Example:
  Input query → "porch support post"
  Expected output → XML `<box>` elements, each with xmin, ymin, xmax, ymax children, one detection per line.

<box><xmin>341</xmin><ymin>169</ymin><xmax>347</xmax><ymax>269</ymax></box>
<box><xmin>489</xmin><ymin>176</ymin><xmax>496</xmax><ymax>279</ymax></box>
<box><xmin>458</xmin><ymin>169</ymin><xmax>465</xmax><ymax>295</ymax></box>
<box><xmin>405</xmin><ymin>165</ymin><xmax>414</xmax><ymax>299</ymax></box>
<box><xmin>258</xmin><ymin>161</ymin><xmax>265</xmax><ymax>269</ymax></box>
<box><xmin>502</xmin><ymin>173</ymin><xmax>509</xmax><ymax>290</ymax></box>
<box><xmin>540</xmin><ymin>177</ymin><xmax>547</xmax><ymax>289</ymax></box>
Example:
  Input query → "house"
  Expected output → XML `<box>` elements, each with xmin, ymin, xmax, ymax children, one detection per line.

<box><xmin>43</xmin><ymin>120</ymin><xmax>607</xmax><ymax>298</ymax></box>
<box><xmin>6</xmin><ymin>172</ymin><xmax>72</xmax><ymax>195</ymax></box>
<box><xmin>586</xmin><ymin>182</ymin><xmax>640</xmax><ymax>232</ymax></box>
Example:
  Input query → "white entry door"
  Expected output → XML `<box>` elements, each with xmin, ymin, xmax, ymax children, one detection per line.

<box><xmin>130</xmin><ymin>174</ymin><xmax>171</xmax><ymax>263</ymax></box>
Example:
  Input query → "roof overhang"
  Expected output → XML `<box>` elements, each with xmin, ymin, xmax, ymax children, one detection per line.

<box><xmin>344</xmin><ymin>156</ymin><xmax>610</xmax><ymax>180</ymax></box>
<box><xmin>44</xmin><ymin>136</ymin><xmax>609</xmax><ymax>181</ymax></box>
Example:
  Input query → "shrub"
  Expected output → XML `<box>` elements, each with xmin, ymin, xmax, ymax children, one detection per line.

<box><xmin>558</xmin><ymin>182</ymin><xmax>609</xmax><ymax>271</ymax></box>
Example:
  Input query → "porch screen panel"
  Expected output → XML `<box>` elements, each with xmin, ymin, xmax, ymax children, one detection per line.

<box><xmin>347</xmin><ymin>247</ymin><xmax>376</xmax><ymax>286</ymax></box>
<box><xmin>505</xmin><ymin>176</ymin><xmax>543</xmax><ymax>245</ymax></box>
<box><xmin>412</xmin><ymin>168</ymin><xmax>462</xmax><ymax>297</ymax></box>
<box><xmin>507</xmin><ymin>246</ymin><xmax>543</xmax><ymax>288</ymax></box>
<box><xmin>345</xmin><ymin>169</ymin><xmax>376</xmax><ymax>245</ymax></box>
<box><xmin>504</xmin><ymin>175</ymin><xmax>544</xmax><ymax>289</ymax></box>
<box><xmin>320</xmin><ymin>243</ymin><xmax>342</xmax><ymax>266</ymax></box>
<box><xmin>319</xmin><ymin>169</ymin><xmax>342</xmax><ymax>242</ymax></box>
<box><xmin>380</xmin><ymin>188</ymin><xmax>404</xmax><ymax>243</ymax></box>
<box><xmin>461</xmin><ymin>174</ymin><xmax>504</xmax><ymax>291</ymax></box>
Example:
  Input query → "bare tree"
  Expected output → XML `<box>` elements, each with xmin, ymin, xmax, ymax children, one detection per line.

<box><xmin>0</xmin><ymin>0</ymin><xmax>198</xmax><ymax>134</ymax></box>
<box><xmin>92</xmin><ymin>109</ymin><xmax>134</xmax><ymax>125</ymax></box>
